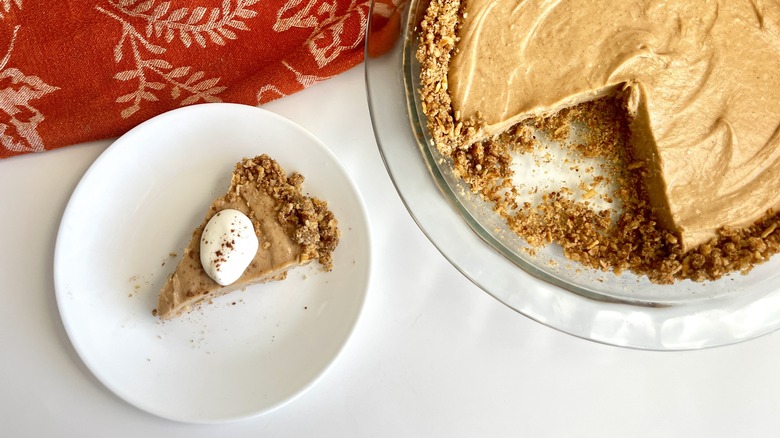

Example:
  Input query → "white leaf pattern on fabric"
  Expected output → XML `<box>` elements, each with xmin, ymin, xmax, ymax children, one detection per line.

<box><xmin>0</xmin><ymin>24</ymin><xmax>60</xmax><ymax>154</ymax></box>
<box><xmin>373</xmin><ymin>0</ymin><xmax>403</xmax><ymax>18</ymax></box>
<box><xmin>273</xmin><ymin>0</ymin><xmax>368</xmax><ymax>68</ymax></box>
<box><xmin>256</xmin><ymin>84</ymin><xmax>285</xmax><ymax>102</ymax></box>
<box><xmin>283</xmin><ymin>60</ymin><xmax>331</xmax><ymax>87</ymax></box>
<box><xmin>0</xmin><ymin>0</ymin><xmax>21</xmax><ymax>18</ymax></box>
<box><xmin>98</xmin><ymin>0</ymin><xmax>258</xmax><ymax>118</ymax></box>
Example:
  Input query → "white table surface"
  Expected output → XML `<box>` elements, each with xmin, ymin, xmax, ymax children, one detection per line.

<box><xmin>3</xmin><ymin>65</ymin><xmax>780</xmax><ymax>437</ymax></box>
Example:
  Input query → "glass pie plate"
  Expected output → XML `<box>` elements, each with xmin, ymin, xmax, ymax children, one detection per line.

<box><xmin>365</xmin><ymin>0</ymin><xmax>780</xmax><ymax>350</ymax></box>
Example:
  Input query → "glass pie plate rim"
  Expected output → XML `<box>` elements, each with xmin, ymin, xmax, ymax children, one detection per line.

<box><xmin>365</xmin><ymin>0</ymin><xmax>780</xmax><ymax>350</ymax></box>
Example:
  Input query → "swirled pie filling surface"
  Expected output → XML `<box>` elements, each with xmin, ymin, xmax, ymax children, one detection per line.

<box><xmin>418</xmin><ymin>0</ymin><xmax>780</xmax><ymax>282</ymax></box>
<box><xmin>449</xmin><ymin>0</ymin><xmax>780</xmax><ymax>251</ymax></box>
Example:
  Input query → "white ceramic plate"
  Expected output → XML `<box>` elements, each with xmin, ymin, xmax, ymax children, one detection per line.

<box><xmin>54</xmin><ymin>103</ymin><xmax>371</xmax><ymax>423</ymax></box>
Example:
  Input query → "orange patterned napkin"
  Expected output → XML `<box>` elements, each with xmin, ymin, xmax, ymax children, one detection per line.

<box><xmin>0</xmin><ymin>0</ymin><xmax>403</xmax><ymax>159</ymax></box>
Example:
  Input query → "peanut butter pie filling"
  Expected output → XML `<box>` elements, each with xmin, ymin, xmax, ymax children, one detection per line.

<box><xmin>418</xmin><ymin>0</ymin><xmax>780</xmax><ymax>283</ymax></box>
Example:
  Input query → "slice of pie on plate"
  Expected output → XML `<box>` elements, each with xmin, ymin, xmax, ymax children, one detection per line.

<box><xmin>155</xmin><ymin>154</ymin><xmax>339</xmax><ymax>319</ymax></box>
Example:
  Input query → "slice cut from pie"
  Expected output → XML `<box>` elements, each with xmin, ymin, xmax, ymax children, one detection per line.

<box><xmin>155</xmin><ymin>154</ymin><xmax>339</xmax><ymax>319</ymax></box>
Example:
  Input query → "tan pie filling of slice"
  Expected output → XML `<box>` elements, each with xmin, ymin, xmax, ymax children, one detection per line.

<box><xmin>156</xmin><ymin>155</ymin><xmax>339</xmax><ymax>319</ymax></box>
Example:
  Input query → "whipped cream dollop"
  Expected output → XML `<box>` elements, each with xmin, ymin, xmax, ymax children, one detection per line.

<box><xmin>200</xmin><ymin>209</ymin><xmax>259</xmax><ymax>286</ymax></box>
